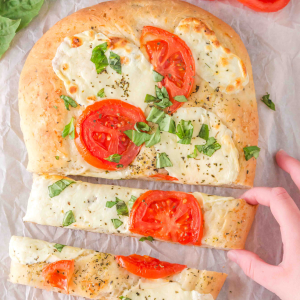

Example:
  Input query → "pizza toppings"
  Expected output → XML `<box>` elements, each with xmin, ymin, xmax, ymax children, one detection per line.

<box><xmin>116</xmin><ymin>254</ymin><xmax>187</xmax><ymax>279</ymax></box>
<box><xmin>60</xmin><ymin>95</ymin><xmax>77</xmax><ymax>110</ymax></box>
<box><xmin>243</xmin><ymin>146</ymin><xmax>260</xmax><ymax>161</ymax></box>
<box><xmin>149</xmin><ymin>174</ymin><xmax>179</xmax><ymax>181</ymax></box>
<box><xmin>48</xmin><ymin>179</ymin><xmax>75</xmax><ymax>198</ymax></box>
<box><xmin>62</xmin><ymin>210</ymin><xmax>76</xmax><ymax>227</ymax></box>
<box><xmin>237</xmin><ymin>0</ymin><xmax>290</xmax><ymax>12</ymax></box>
<box><xmin>156</xmin><ymin>153</ymin><xmax>173</xmax><ymax>168</ymax></box>
<box><xmin>62</xmin><ymin>117</ymin><xmax>75</xmax><ymax>139</ymax></box>
<box><xmin>261</xmin><ymin>93</ymin><xmax>275</xmax><ymax>111</ymax></box>
<box><xmin>129</xmin><ymin>191</ymin><xmax>203</xmax><ymax>245</ymax></box>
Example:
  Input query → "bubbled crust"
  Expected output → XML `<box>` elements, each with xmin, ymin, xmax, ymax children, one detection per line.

<box><xmin>19</xmin><ymin>0</ymin><xmax>258</xmax><ymax>188</ymax></box>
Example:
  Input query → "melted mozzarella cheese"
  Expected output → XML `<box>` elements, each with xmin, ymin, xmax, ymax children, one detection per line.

<box><xmin>153</xmin><ymin>107</ymin><xmax>239</xmax><ymax>185</ymax></box>
<box><xmin>122</xmin><ymin>280</ymin><xmax>214</xmax><ymax>300</ymax></box>
<box><xmin>52</xmin><ymin>30</ymin><xmax>155</xmax><ymax>110</ymax></box>
<box><xmin>175</xmin><ymin>18</ymin><xmax>248</xmax><ymax>94</ymax></box>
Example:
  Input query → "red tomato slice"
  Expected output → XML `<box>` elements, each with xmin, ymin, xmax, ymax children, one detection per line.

<box><xmin>115</xmin><ymin>254</ymin><xmax>186</xmax><ymax>279</ymax></box>
<box><xmin>141</xmin><ymin>26</ymin><xmax>195</xmax><ymax>114</ymax></box>
<box><xmin>149</xmin><ymin>174</ymin><xmax>179</xmax><ymax>181</ymax></box>
<box><xmin>42</xmin><ymin>260</ymin><xmax>74</xmax><ymax>292</ymax></box>
<box><xmin>129</xmin><ymin>191</ymin><xmax>203</xmax><ymax>245</ymax></box>
<box><xmin>237</xmin><ymin>0</ymin><xmax>290</xmax><ymax>12</ymax></box>
<box><xmin>75</xmin><ymin>99</ymin><xmax>146</xmax><ymax>170</ymax></box>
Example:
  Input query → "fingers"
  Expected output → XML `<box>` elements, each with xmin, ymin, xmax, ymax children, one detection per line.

<box><xmin>241</xmin><ymin>187</ymin><xmax>273</xmax><ymax>206</ymax></box>
<box><xmin>276</xmin><ymin>150</ymin><xmax>300</xmax><ymax>190</ymax></box>
<box><xmin>227</xmin><ymin>250</ymin><xmax>282</xmax><ymax>292</ymax></box>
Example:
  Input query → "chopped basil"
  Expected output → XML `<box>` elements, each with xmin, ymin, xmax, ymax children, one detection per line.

<box><xmin>128</xmin><ymin>195</ymin><xmax>137</xmax><ymax>210</ymax></box>
<box><xmin>97</xmin><ymin>88</ymin><xmax>106</xmax><ymax>98</ymax></box>
<box><xmin>109</xmin><ymin>51</ymin><xmax>122</xmax><ymax>74</ymax></box>
<box><xmin>176</xmin><ymin>120</ymin><xmax>194</xmax><ymax>144</ymax></box>
<box><xmin>155</xmin><ymin>97</ymin><xmax>172</xmax><ymax>109</ymax></box>
<box><xmin>243</xmin><ymin>146</ymin><xmax>260</xmax><ymax>161</ymax></box>
<box><xmin>139</xmin><ymin>236</ymin><xmax>154</xmax><ymax>242</ymax></box>
<box><xmin>174</xmin><ymin>95</ymin><xmax>188</xmax><ymax>102</ymax></box>
<box><xmin>117</xmin><ymin>164</ymin><xmax>123</xmax><ymax>168</ymax></box>
<box><xmin>111</xmin><ymin>219</ymin><xmax>123</xmax><ymax>229</ymax></box>
<box><xmin>119</xmin><ymin>296</ymin><xmax>132</xmax><ymax>300</ymax></box>
<box><xmin>196</xmin><ymin>137</ymin><xmax>221</xmax><ymax>157</ymax></box>
<box><xmin>91</xmin><ymin>43</ymin><xmax>108</xmax><ymax>73</ymax></box>
<box><xmin>60</xmin><ymin>95</ymin><xmax>77</xmax><ymax>111</ymax></box>
<box><xmin>146</xmin><ymin>107</ymin><xmax>165</xmax><ymax>124</ymax></box>
<box><xmin>62</xmin><ymin>117</ymin><xmax>75</xmax><ymax>139</ymax></box>
<box><xmin>198</xmin><ymin>124</ymin><xmax>209</xmax><ymax>141</ymax></box>
<box><xmin>145</xmin><ymin>128</ymin><xmax>161</xmax><ymax>147</ymax></box>
<box><xmin>145</xmin><ymin>86</ymin><xmax>171</xmax><ymax>108</ymax></box>
<box><xmin>152</xmin><ymin>70</ymin><xmax>164</xmax><ymax>82</ymax></box>
<box><xmin>106</xmin><ymin>200</ymin><xmax>118</xmax><ymax>208</ymax></box>
<box><xmin>134</xmin><ymin>122</ymin><xmax>150</xmax><ymax>132</ymax></box>
<box><xmin>124</xmin><ymin>130</ymin><xmax>151</xmax><ymax>146</ymax></box>
<box><xmin>187</xmin><ymin>147</ymin><xmax>197</xmax><ymax>158</ymax></box>
<box><xmin>62</xmin><ymin>210</ymin><xmax>76</xmax><ymax>227</ymax></box>
<box><xmin>48</xmin><ymin>179</ymin><xmax>75</xmax><ymax>198</ymax></box>
<box><xmin>261</xmin><ymin>93</ymin><xmax>275</xmax><ymax>111</ymax></box>
<box><xmin>159</xmin><ymin>114</ymin><xmax>176</xmax><ymax>134</ymax></box>
<box><xmin>156</xmin><ymin>86</ymin><xmax>169</xmax><ymax>100</ymax></box>
<box><xmin>116</xmin><ymin>198</ymin><xmax>129</xmax><ymax>216</ymax></box>
<box><xmin>55</xmin><ymin>156</ymin><xmax>59</xmax><ymax>160</ymax></box>
<box><xmin>145</xmin><ymin>94</ymin><xmax>158</xmax><ymax>103</ymax></box>
<box><xmin>53</xmin><ymin>105</ymin><xmax>58</xmax><ymax>109</ymax></box>
<box><xmin>156</xmin><ymin>153</ymin><xmax>173</xmax><ymax>168</ymax></box>
<box><xmin>104</xmin><ymin>153</ymin><xmax>122</xmax><ymax>163</ymax></box>
<box><xmin>54</xmin><ymin>243</ymin><xmax>66</xmax><ymax>252</ymax></box>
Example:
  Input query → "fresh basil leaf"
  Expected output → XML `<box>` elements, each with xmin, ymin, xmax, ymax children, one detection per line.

<box><xmin>156</xmin><ymin>153</ymin><xmax>173</xmax><ymax>168</ymax></box>
<box><xmin>62</xmin><ymin>210</ymin><xmax>76</xmax><ymax>227</ymax></box>
<box><xmin>62</xmin><ymin>117</ymin><xmax>75</xmax><ymax>139</ymax></box>
<box><xmin>117</xmin><ymin>164</ymin><xmax>123</xmax><ymax>168</ymax></box>
<box><xmin>198</xmin><ymin>124</ymin><xmax>209</xmax><ymax>141</ymax></box>
<box><xmin>60</xmin><ymin>95</ymin><xmax>77</xmax><ymax>111</ymax></box>
<box><xmin>48</xmin><ymin>179</ymin><xmax>75</xmax><ymax>198</ymax></box>
<box><xmin>161</xmin><ymin>86</ymin><xmax>169</xmax><ymax>99</ymax></box>
<box><xmin>104</xmin><ymin>153</ymin><xmax>122</xmax><ymax>163</ymax></box>
<box><xmin>261</xmin><ymin>93</ymin><xmax>275</xmax><ymax>111</ymax></box>
<box><xmin>134</xmin><ymin>122</ymin><xmax>150</xmax><ymax>132</ymax></box>
<box><xmin>159</xmin><ymin>114</ymin><xmax>176</xmax><ymax>134</ymax></box>
<box><xmin>119</xmin><ymin>296</ymin><xmax>132</xmax><ymax>300</ymax></box>
<box><xmin>139</xmin><ymin>236</ymin><xmax>154</xmax><ymax>242</ymax></box>
<box><xmin>109</xmin><ymin>51</ymin><xmax>122</xmax><ymax>74</ymax></box>
<box><xmin>116</xmin><ymin>198</ymin><xmax>129</xmax><ymax>216</ymax></box>
<box><xmin>97</xmin><ymin>88</ymin><xmax>106</xmax><ymax>98</ymax></box>
<box><xmin>155</xmin><ymin>97</ymin><xmax>172</xmax><ymax>109</ymax></box>
<box><xmin>187</xmin><ymin>147</ymin><xmax>197</xmax><ymax>158</ymax></box>
<box><xmin>55</xmin><ymin>156</ymin><xmax>59</xmax><ymax>160</ymax></box>
<box><xmin>128</xmin><ymin>195</ymin><xmax>137</xmax><ymax>210</ymax></box>
<box><xmin>152</xmin><ymin>70</ymin><xmax>164</xmax><ymax>82</ymax></box>
<box><xmin>174</xmin><ymin>95</ymin><xmax>188</xmax><ymax>102</ymax></box>
<box><xmin>106</xmin><ymin>200</ymin><xmax>117</xmax><ymax>208</ymax></box>
<box><xmin>111</xmin><ymin>219</ymin><xmax>123</xmax><ymax>229</ymax></box>
<box><xmin>0</xmin><ymin>0</ymin><xmax>44</xmax><ymax>32</ymax></box>
<box><xmin>124</xmin><ymin>130</ymin><xmax>151</xmax><ymax>146</ymax></box>
<box><xmin>243</xmin><ymin>146</ymin><xmax>260</xmax><ymax>161</ymax></box>
<box><xmin>145</xmin><ymin>128</ymin><xmax>161</xmax><ymax>147</ymax></box>
<box><xmin>176</xmin><ymin>120</ymin><xmax>194</xmax><ymax>144</ymax></box>
<box><xmin>54</xmin><ymin>243</ymin><xmax>66</xmax><ymax>252</ymax></box>
<box><xmin>91</xmin><ymin>43</ymin><xmax>109</xmax><ymax>73</ymax></box>
<box><xmin>155</xmin><ymin>85</ymin><xmax>164</xmax><ymax>99</ymax></box>
<box><xmin>145</xmin><ymin>94</ymin><xmax>158</xmax><ymax>103</ymax></box>
<box><xmin>146</xmin><ymin>107</ymin><xmax>165</xmax><ymax>124</ymax></box>
<box><xmin>196</xmin><ymin>137</ymin><xmax>221</xmax><ymax>157</ymax></box>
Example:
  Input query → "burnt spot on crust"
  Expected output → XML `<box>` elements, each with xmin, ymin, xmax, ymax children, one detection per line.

<box><xmin>241</xmin><ymin>61</ymin><xmax>247</xmax><ymax>77</ymax></box>
<box><xmin>110</xmin><ymin>37</ymin><xmax>128</xmax><ymax>50</ymax></box>
<box><xmin>71</xmin><ymin>36</ymin><xmax>83</xmax><ymax>48</ymax></box>
<box><xmin>69</xmin><ymin>86</ymin><xmax>78</xmax><ymax>94</ymax></box>
<box><xmin>224</xmin><ymin>48</ymin><xmax>231</xmax><ymax>54</ymax></box>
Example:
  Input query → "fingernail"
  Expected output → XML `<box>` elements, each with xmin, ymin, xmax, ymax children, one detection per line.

<box><xmin>227</xmin><ymin>251</ymin><xmax>237</xmax><ymax>263</ymax></box>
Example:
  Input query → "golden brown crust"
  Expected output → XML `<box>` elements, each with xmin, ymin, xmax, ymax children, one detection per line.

<box><xmin>19</xmin><ymin>0</ymin><xmax>258</xmax><ymax>188</ymax></box>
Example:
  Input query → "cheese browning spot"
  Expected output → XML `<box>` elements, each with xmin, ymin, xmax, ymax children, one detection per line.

<box><xmin>71</xmin><ymin>36</ymin><xmax>83</xmax><ymax>48</ymax></box>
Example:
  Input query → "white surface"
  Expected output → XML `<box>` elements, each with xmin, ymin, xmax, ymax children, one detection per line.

<box><xmin>0</xmin><ymin>0</ymin><xmax>300</xmax><ymax>299</ymax></box>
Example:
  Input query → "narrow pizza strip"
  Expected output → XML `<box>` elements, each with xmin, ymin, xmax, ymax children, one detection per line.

<box><xmin>9</xmin><ymin>236</ymin><xmax>227</xmax><ymax>299</ymax></box>
<box><xmin>24</xmin><ymin>174</ymin><xmax>257</xmax><ymax>249</ymax></box>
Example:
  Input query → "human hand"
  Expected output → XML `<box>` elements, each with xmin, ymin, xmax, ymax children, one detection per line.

<box><xmin>227</xmin><ymin>150</ymin><xmax>300</xmax><ymax>300</ymax></box>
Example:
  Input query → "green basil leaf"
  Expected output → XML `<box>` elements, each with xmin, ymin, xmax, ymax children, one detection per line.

<box><xmin>48</xmin><ymin>179</ymin><xmax>75</xmax><ymax>198</ymax></box>
<box><xmin>198</xmin><ymin>124</ymin><xmax>209</xmax><ymax>141</ymax></box>
<box><xmin>116</xmin><ymin>198</ymin><xmax>129</xmax><ymax>216</ymax></box>
<box><xmin>261</xmin><ymin>93</ymin><xmax>275</xmax><ymax>111</ymax></box>
<box><xmin>117</xmin><ymin>164</ymin><xmax>123</xmax><ymax>168</ymax></box>
<box><xmin>104</xmin><ymin>153</ymin><xmax>122</xmax><ymax>163</ymax></box>
<box><xmin>155</xmin><ymin>85</ymin><xmax>164</xmax><ymax>99</ymax></box>
<box><xmin>0</xmin><ymin>0</ymin><xmax>44</xmax><ymax>32</ymax></box>
<box><xmin>54</xmin><ymin>243</ymin><xmax>66</xmax><ymax>252</ymax></box>
<box><xmin>139</xmin><ymin>236</ymin><xmax>154</xmax><ymax>242</ymax></box>
<box><xmin>97</xmin><ymin>88</ymin><xmax>106</xmax><ymax>98</ymax></box>
<box><xmin>243</xmin><ymin>146</ymin><xmax>260</xmax><ymax>161</ymax></box>
<box><xmin>111</xmin><ymin>219</ymin><xmax>123</xmax><ymax>229</ymax></box>
<box><xmin>174</xmin><ymin>95</ymin><xmax>188</xmax><ymax>102</ymax></box>
<box><xmin>62</xmin><ymin>117</ymin><xmax>75</xmax><ymax>139</ymax></box>
<box><xmin>152</xmin><ymin>70</ymin><xmax>164</xmax><ymax>82</ymax></box>
<box><xmin>145</xmin><ymin>94</ymin><xmax>158</xmax><ymax>103</ymax></box>
<box><xmin>106</xmin><ymin>200</ymin><xmax>117</xmax><ymax>208</ymax></box>
<box><xmin>60</xmin><ymin>95</ymin><xmax>77</xmax><ymax>111</ymax></box>
<box><xmin>187</xmin><ymin>147</ymin><xmax>197</xmax><ymax>158</ymax></box>
<box><xmin>195</xmin><ymin>137</ymin><xmax>221</xmax><ymax>157</ymax></box>
<box><xmin>159</xmin><ymin>114</ymin><xmax>176</xmax><ymax>134</ymax></box>
<box><xmin>128</xmin><ymin>195</ymin><xmax>137</xmax><ymax>210</ymax></box>
<box><xmin>109</xmin><ymin>51</ymin><xmax>122</xmax><ymax>74</ymax></box>
<box><xmin>176</xmin><ymin>120</ymin><xmax>194</xmax><ymax>144</ymax></box>
<box><xmin>156</xmin><ymin>153</ymin><xmax>173</xmax><ymax>168</ymax></box>
<box><xmin>55</xmin><ymin>156</ymin><xmax>59</xmax><ymax>160</ymax></box>
<box><xmin>146</xmin><ymin>107</ymin><xmax>165</xmax><ymax>124</ymax></box>
<box><xmin>134</xmin><ymin>122</ymin><xmax>150</xmax><ymax>132</ymax></box>
<box><xmin>62</xmin><ymin>210</ymin><xmax>76</xmax><ymax>227</ymax></box>
<box><xmin>161</xmin><ymin>86</ymin><xmax>169</xmax><ymax>99</ymax></box>
<box><xmin>124</xmin><ymin>130</ymin><xmax>151</xmax><ymax>146</ymax></box>
<box><xmin>91</xmin><ymin>43</ymin><xmax>109</xmax><ymax>73</ymax></box>
<box><xmin>119</xmin><ymin>296</ymin><xmax>132</xmax><ymax>300</ymax></box>
<box><xmin>145</xmin><ymin>128</ymin><xmax>161</xmax><ymax>147</ymax></box>
<box><xmin>155</xmin><ymin>97</ymin><xmax>172</xmax><ymax>109</ymax></box>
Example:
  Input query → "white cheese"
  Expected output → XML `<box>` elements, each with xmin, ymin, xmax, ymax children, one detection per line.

<box><xmin>153</xmin><ymin>107</ymin><xmax>239</xmax><ymax>185</ymax></box>
<box><xmin>52</xmin><ymin>30</ymin><xmax>155</xmax><ymax>110</ymax></box>
<box><xmin>175</xmin><ymin>18</ymin><xmax>248</xmax><ymax>94</ymax></box>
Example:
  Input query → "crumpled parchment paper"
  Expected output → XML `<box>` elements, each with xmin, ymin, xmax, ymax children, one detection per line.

<box><xmin>0</xmin><ymin>0</ymin><xmax>300</xmax><ymax>299</ymax></box>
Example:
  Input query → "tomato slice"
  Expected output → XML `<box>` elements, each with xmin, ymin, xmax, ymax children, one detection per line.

<box><xmin>237</xmin><ymin>0</ymin><xmax>290</xmax><ymax>12</ymax></box>
<box><xmin>115</xmin><ymin>254</ymin><xmax>186</xmax><ymax>279</ymax></box>
<box><xmin>75</xmin><ymin>99</ymin><xmax>146</xmax><ymax>170</ymax></box>
<box><xmin>42</xmin><ymin>260</ymin><xmax>74</xmax><ymax>292</ymax></box>
<box><xmin>141</xmin><ymin>26</ymin><xmax>195</xmax><ymax>114</ymax></box>
<box><xmin>149</xmin><ymin>174</ymin><xmax>179</xmax><ymax>181</ymax></box>
<box><xmin>129</xmin><ymin>191</ymin><xmax>203</xmax><ymax>245</ymax></box>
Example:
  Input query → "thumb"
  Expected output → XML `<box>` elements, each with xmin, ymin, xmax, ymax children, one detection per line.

<box><xmin>227</xmin><ymin>250</ymin><xmax>281</xmax><ymax>292</ymax></box>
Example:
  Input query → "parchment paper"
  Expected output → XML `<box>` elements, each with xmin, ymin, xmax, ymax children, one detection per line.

<box><xmin>0</xmin><ymin>0</ymin><xmax>300</xmax><ymax>299</ymax></box>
